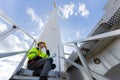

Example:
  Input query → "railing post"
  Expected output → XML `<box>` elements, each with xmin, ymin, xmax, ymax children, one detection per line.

<box><xmin>74</xmin><ymin>43</ymin><xmax>93</xmax><ymax>80</ymax></box>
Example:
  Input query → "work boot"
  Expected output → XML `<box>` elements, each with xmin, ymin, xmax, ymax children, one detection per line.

<box><xmin>52</xmin><ymin>64</ymin><xmax>56</xmax><ymax>70</ymax></box>
<box><xmin>39</xmin><ymin>76</ymin><xmax>47</xmax><ymax>80</ymax></box>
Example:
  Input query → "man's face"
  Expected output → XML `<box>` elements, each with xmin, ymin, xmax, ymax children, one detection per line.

<box><xmin>38</xmin><ymin>43</ymin><xmax>45</xmax><ymax>49</ymax></box>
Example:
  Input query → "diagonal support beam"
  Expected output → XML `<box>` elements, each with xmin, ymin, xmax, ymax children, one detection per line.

<box><xmin>61</xmin><ymin>57</ymin><xmax>110</xmax><ymax>80</ymax></box>
<box><xmin>74</xmin><ymin>43</ymin><xmax>93</xmax><ymax>80</ymax></box>
<box><xmin>0</xmin><ymin>27</ymin><xmax>14</xmax><ymax>38</ymax></box>
<box><xmin>0</xmin><ymin>27</ymin><xmax>17</xmax><ymax>41</ymax></box>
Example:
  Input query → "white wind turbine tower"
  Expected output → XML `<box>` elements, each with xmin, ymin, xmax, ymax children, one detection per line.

<box><xmin>38</xmin><ymin>2</ymin><xmax>65</xmax><ymax>72</ymax></box>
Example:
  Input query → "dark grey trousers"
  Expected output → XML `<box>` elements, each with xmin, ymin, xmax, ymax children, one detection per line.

<box><xmin>27</xmin><ymin>58</ymin><xmax>52</xmax><ymax>77</ymax></box>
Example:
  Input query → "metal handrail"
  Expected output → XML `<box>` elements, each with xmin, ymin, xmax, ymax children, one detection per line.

<box><xmin>0</xmin><ymin>51</ymin><xmax>26</xmax><ymax>58</ymax></box>
<box><xmin>64</xmin><ymin>29</ymin><xmax>120</xmax><ymax>45</ymax></box>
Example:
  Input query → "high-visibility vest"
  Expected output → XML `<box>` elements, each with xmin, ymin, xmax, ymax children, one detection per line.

<box><xmin>27</xmin><ymin>47</ymin><xmax>49</xmax><ymax>60</ymax></box>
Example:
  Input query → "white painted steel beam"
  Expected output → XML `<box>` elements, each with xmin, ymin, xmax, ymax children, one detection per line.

<box><xmin>64</xmin><ymin>29</ymin><xmax>120</xmax><ymax>45</ymax></box>
<box><xmin>0</xmin><ymin>27</ymin><xmax>14</xmax><ymax>38</ymax></box>
<box><xmin>0</xmin><ymin>51</ymin><xmax>26</xmax><ymax>58</ymax></box>
<box><xmin>0</xmin><ymin>27</ymin><xmax>17</xmax><ymax>41</ymax></box>
<box><xmin>61</xmin><ymin>57</ymin><xmax>110</xmax><ymax>80</ymax></box>
<box><xmin>74</xmin><ymin>43</ymin><xmax>93</xmax><ymax>80</ymax></box>
<box><xmin>0</xmin><ymin>9</ymin><xmax>35</xmax><ymax>40</ymax></box>
<box><xmin>64</xmin><ymin>53</ymin><xmax>71</xmax><ymax>55</ymax></box>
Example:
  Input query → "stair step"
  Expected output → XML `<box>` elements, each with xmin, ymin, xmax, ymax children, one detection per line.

<box><xmin>18</xmin><ymin>68</ymin><xmax>66</xmax><ymax>78</ymax></box>
<box><xmin>11</xmin><ymin>75</ymin><xmax>66</xmax><ymax>80</ymax></box>
<box><xmin>49</xmin><ymin>71</ymin><xmax>60</xmax><ymax>77</ymax></box>
<box><xmin>12</xmin><ymin>75</ymin><xmax>39</xmax><ymax>80</ymax></box>
<box><xmin>18</xmin><ymin>69</ymin><xmax>58</xmax><ymax>76</ymax></box>
<box><xmin>13</xmin><ymin>68</ymin><xmax>67</xmax><ymax>80</ymax></box>
<box><xmin>18</xmin><ymin>68</ymin><xmax>59</xmax><ymax>76</ymax></box>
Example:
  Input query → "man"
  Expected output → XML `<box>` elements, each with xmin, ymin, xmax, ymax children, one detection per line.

<box><xmin>27</xmin><ymin>41</ymin><xmax>56</xmax><ymax>80</ymax></box>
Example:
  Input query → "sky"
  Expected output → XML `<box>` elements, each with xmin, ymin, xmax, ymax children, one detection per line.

<box><xmin>0</xmin><ymin>0</ymin><xmax>108</xmax><ymax>79</ymax></box>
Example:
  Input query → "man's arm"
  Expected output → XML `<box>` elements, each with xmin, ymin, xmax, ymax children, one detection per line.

<box><xmin>46</xmin><ymin>50</ymin><xmax>50</xmax><ymax>56</ymax></box>
<box><xmin>44</xmin><ymin>46</ymin><xmax>50</xmax><ymax>56</ymax></box>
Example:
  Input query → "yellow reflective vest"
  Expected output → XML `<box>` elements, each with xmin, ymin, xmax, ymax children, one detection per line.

<box><xmin>27</xmin><ymin>47</ymin><xmax>49</xmax><ymax>60</ymax></box>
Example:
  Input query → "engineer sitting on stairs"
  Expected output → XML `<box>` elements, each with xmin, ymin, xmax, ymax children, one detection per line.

<box><xmin>27</xmin><ymin>41</ymin><xmax>56</xmax><ymax>80</ymax></box>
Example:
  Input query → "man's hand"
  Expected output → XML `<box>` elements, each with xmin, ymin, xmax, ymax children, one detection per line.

<box><xmin>44</xmin><ymin>45</ymin><xmax>48</xmax><ymax>50</ymax></box>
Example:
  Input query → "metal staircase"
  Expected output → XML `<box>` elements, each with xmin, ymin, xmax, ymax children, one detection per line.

<box><xmin>0</xmin><ymin>9</ymin><xmax>67</xmax><ymax>80</ymax></box>
<box><xmin>0</xmin><ymin>9</ymin><xmax>118</xmax><ymax>80</ymax></box>
<box><xmin>1</xmin><ymin>2</ymin><xmax>120</xmax><ymax>80</ymax></box>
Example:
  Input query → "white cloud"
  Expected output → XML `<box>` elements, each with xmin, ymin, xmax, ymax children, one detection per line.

<box><xmin>0</xmin><ymin>34</ymin><xmax>29</xmax><ymax>52</ymax></box>
<box><xmin>0</xmin><ymin>54</ymin><xmax>24</xmax><ymax>80</ymax></box>
<box><xmin>31</xmin><ymin>32</ymin><xmax>35</xmax><ymax>35</ymax></box>
<box><xmin>76</xmin><ymin>31</ymin><xmax>80</xmax><ymax>38</ymax></box>
<box><xmin>59</xmin><ymin>2</ymin><xmax>90</xmax><ymax>19</ymax></box>
<box><xmin>68</xmin><ymin>38</ymin><xmax>71</xmax><ymax>41</ymax></box>
<box><xmin>0</xmin><ymin>22</ymin><xmax>7</xmax><ymax>33</ymax></box>
<box><xmin>77</xmin><ymin>3</ymin><xmax>89</xmax><ymax>18</ymax></box>
<box><xmin>26</xmin><ymin>7</ymin><xmax>44</xmax><ymax>30</ymax></box>
<box><xmin>32</xmin><ymin>35</ymin><xmax>38</xmax><ymax>40</ymax></box>
<box><xmin>64</xmin><ymin>45</ymin><xmax>74</xmax><ymax>54</ymax></box>
<box><xmin>59</xmin><ymin>3</ymin><xmax>75</xmax><ymax>19</ymax></box>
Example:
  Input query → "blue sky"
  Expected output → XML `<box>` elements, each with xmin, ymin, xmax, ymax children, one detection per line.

<box><xmin>0</xmin><ymin>0</ymin><xmax>108</xmax><ymax>79</ymax></box>
<box><xmin>0</xmin><ymin>0</ymin><xmax>108</xmax><ymax>42</ymax></box>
